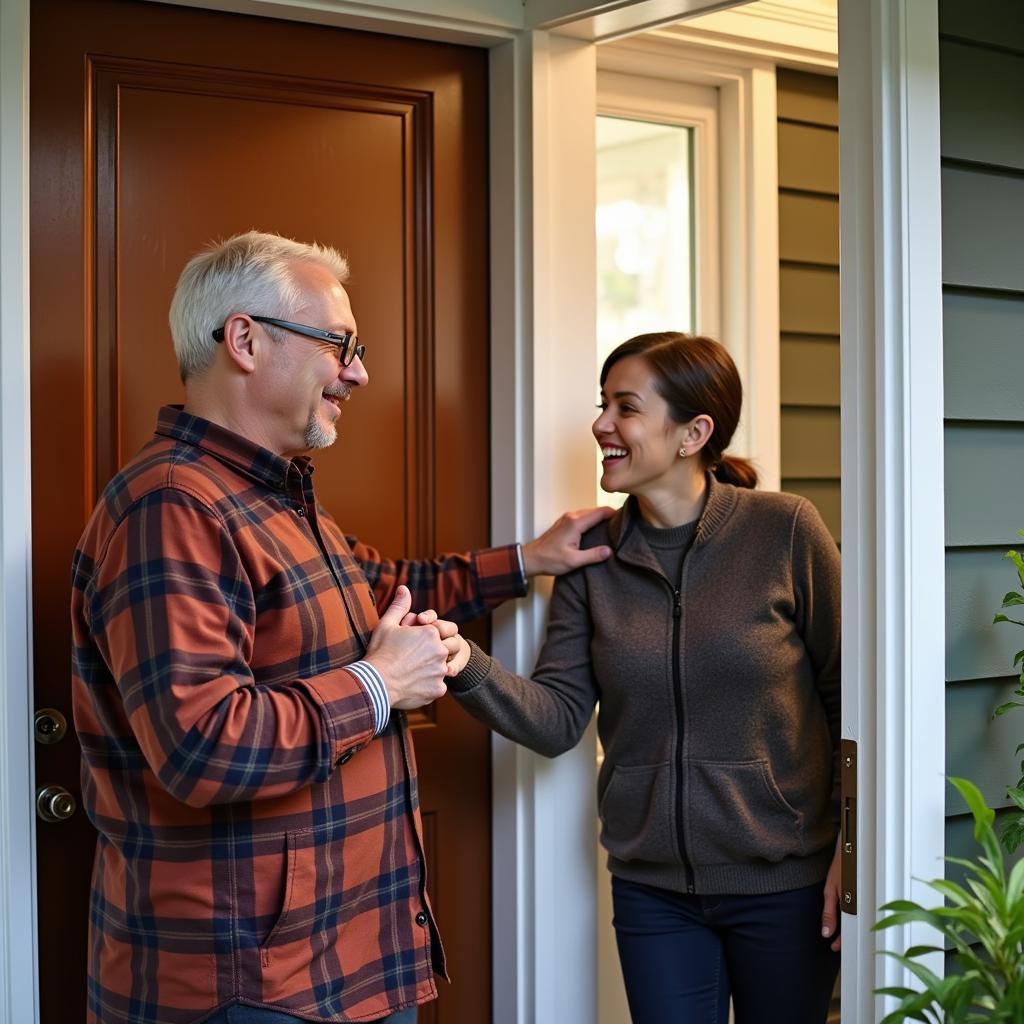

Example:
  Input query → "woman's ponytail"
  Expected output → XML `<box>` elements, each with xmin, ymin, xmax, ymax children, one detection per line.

<box><xmin>712</xmin><ymin>454</ymin><xmax>758</xmax><ymax>490</ymax></box>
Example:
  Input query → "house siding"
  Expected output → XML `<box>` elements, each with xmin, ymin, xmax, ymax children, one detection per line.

<box><xmin>777</xmin><ymin>68</ymin><xmax>840</xmax><ymax>542</ymax></box>
<box><xmin>939</xmin><ymin>0</ymin><xmax>1024</xmax><ymax>870</ymax></box>
<box><xmin>777</xmin><ymin>67</ymin><xmax>841</xmax><ymax>1022</ymax></box>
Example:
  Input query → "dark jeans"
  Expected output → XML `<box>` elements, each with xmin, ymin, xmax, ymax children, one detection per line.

<box><xmin>204</xmin><ymin>1005</ymin><xmax>417</xmax><ymax>1024</ymax></box>
<box><xmin>612</xmin><ymin>875</ymin><xmax>839</xmax><ymax>1024</ymax></box>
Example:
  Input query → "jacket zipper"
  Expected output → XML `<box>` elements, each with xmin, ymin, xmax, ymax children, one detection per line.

<box><xmin>670</xmin><ymin>584</ymin><xmax>696</xmax><ymax>895</ymax></box>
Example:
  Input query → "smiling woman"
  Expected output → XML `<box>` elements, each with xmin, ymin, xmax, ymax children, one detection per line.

<box><xmin>449</xmin><ymin>329</ymin><xmax>843</xmax><ymax>1024</ymax></box>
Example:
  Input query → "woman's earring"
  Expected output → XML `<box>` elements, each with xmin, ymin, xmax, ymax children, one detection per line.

<box><xmin>678</xmin><ymin>446</ymin><xmax>687</xmax><ymax>458</ymax></box>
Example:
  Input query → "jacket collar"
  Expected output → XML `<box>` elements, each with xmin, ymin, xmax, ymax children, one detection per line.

<box><xmin>154</xmin><ymin>405</ymin><xmax>312</xmax><ymax>492</ymax></box>
<box><xmin>608</xmin><ymin>473</ymin><xmax>738</xmax><ymax>572</ymax></box>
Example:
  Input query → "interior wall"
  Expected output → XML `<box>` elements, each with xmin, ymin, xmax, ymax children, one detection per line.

<box><xmin>938</xmin><ymin>0</ymin><xmax>1024</xmax><ymax>932</ymax></box>
<box><xmin>777</xmin><ymin>68</ymin><xmax>840</xmax><ymax>541</ymax></box>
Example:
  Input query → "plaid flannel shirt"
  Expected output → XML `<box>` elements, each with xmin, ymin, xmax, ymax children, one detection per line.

<box><xmin>71</xmin><ymin>406</ymin><xmax>526</xmax><ymax>1024</ymax></box>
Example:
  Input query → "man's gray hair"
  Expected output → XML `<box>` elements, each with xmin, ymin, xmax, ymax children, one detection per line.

<box><xmin>169</xmin><ymin>230</ymin><xmax>349</xmax><ymax>381</ymax></box>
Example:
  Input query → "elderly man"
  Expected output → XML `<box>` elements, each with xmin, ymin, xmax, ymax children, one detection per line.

<box><xmin>71</xmin><ymin>232</ymin><xmax>610</xmax><ymax>1024</ymax></box>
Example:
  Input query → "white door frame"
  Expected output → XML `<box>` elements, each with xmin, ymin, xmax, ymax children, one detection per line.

<box><xmin>837</xmin><ymin>1</ymin><xmax>946</xmax><ymax>1020</ymax></box>
<box><xmin>0</xmin><ymin>2</ymin><xmax>948</xmax><ymax>1022</ymax></box>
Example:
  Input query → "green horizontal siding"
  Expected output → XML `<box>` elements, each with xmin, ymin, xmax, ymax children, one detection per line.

<box><xmin>939</xmin><ymin>39</ymin><xmax>1024</xmax><ymax>170</ymax></box>
<box><xmin>777</xmin><ymin>123</ymin><xmax>838</xmax><ymax>194</ymax></box>
<box><xmin>946</xmin><ymin>678</ymin><xmax>1024</xmax><ymax>812</ymax></box>
<box><xmin>776</xmin><ymin>68</ymin><xmax>838</xmax><ymax>127</ymax></box>
<box><xmin>940</xmin><ymin>1</ymin><xmax>1024</xmax><ymax>883</ymax></box>
<box><xmin>939</xmin><ymin>0</ymin><xmax>1024</xmax><ymax>54</ymax></box>
<box><xmin>946</xmin><ymin>548</ymin><xmax>1024</xmax><ymax>683</ymax></box>
<box><xmin>942</xmin><ymin>166</ymin><xmax>1024</xmax><ymax>292</ymax></box>
<box><xmin>780</xmin><ymin>335</ymin><xmax>840</xmax><ymax>406</ymax></box>
<box><xmin>944</xmin><ymin>423</ymin><xmax>1024</xmax><ymax>546</ymax></box>
<box><xmin>944</xmin><ymin>291</ymin><xmax>1024</xmax><ymax>422</ymax></box>
<box><xmin>778</xmin><ymin>70</ymin><xmax>839</xmax><ymax>544</ymax></box>
<box><xmin>781</xmin><ymin>408</ymin><xmax>840</xmax><ymax>479</ymax></box>
<box><xmin>779</xmin><ymin>265</ymin><xmax>840</xmax><ymax>334</ymax></box>
<box><xmin>779</xmin><ymin>193</ymin><xmax>839</xmax><ymax>265</ymax></box>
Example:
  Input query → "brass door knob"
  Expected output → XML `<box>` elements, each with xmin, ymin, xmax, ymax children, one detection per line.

<box><xmin>34</xmin><ymin>708</ymin><xmax>68</xmax><ymax>745</ymax></box>
<box><xmin>36</xmin><ymin>784</ymin><xmax>77</xmax><ymax>823</ymax></box>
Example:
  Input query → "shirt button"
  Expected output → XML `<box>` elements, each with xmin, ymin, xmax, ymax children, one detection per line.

<box><xmin>415</xmin><ymin>911</ymin><xmax>428</xmax><ymax>926</ymax></box>
<box><xmin>294</xmin><ymin>506</ymin><xmax>306</xmax><ymax>517</ymax></box>
<box><xmin>336</xmin><ymin>748</ymin><xmax>355</xmax><ymax>766</ymax></box>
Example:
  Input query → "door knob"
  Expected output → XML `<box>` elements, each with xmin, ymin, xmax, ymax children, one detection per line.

<box><xmin>34</xmin><ymin>707</ymin><xmax>68</xmax><ymax>745</ymax></box>
<box><xmin>36</xmin><ymin>784</ymin><xmax>77</xmax><ymax>823</ymax></box>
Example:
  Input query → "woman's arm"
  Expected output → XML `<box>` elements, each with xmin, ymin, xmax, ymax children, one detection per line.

<box><xmin>447</xmin><ymin>568</ymin><xmax>600</xmax><ymax>758</ymax></box>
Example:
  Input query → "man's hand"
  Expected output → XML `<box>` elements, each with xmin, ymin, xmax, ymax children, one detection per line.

<box><xmin>402</xmin><ymin>609</ymin><xmax>471</xmax><ymax>676</ymax></box>
<box><xmin>821</xmin><ymin>834</ymin><xmax>842</xmax><ymax>952</ymax></box>
<box><xmin>521</xmin><ymin>507</ymin><xmax>616</xmax><ymax>577</ymax></box>
<box><xmin>365</xmin><ymin>586</ymin><xmax>449</xmax><ymax>710</ymax></box>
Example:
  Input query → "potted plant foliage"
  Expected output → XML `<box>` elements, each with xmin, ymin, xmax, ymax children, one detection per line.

<box><xmin>991</xmin><ymin>530</ymin><xmax>1024</xmax><ymax>853</ymax></box>
<box><xmin>873</xmin><ymin>776</ymin><xmax>1024</xmax><ymax>1022</ymax></box>
<box><xmin>869</xmin><ymin>534</ymin><xmax>1024</xmax><ymax>1021</ymax></box>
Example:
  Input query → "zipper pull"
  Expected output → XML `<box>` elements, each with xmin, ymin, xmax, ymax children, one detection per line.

<box><xmin>673</xmin><ymin>590</ymin><xmax>682</xmax><ymax>618</ymax></box>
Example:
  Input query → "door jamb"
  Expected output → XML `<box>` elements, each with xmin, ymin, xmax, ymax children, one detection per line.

<box><xmin>837</xmin><ymin>1</ymin><xmax>946</xmax><ymax>1020</ymax></box>
<box><xmin>0</xmin><ymin>0</ymin><xmax>38</xmax><ymax>1021</ymax></box>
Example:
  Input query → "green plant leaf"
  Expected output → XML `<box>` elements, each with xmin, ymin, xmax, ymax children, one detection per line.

<box><xmin>994</xmin><ymin>701</ymin><xmax>1024</xmax><ymax>716</ymax></box>
<box><xmin>903</xmin><ymin>945</ymin><xmax>945</xmax><ymax>957</ymax></box>
<box><xmin>994</xmin><ymin>613</ymin><xmax>1024</xmax><ymax>627</ymax></box>
<box><xmin>949</xmin><ymin>777</ymin><xmax>997</xmax><ymax>839</ymax></box>
<box><xmin>1002</xmin><ymin>592</ymin><xmax>1024</xmax><ymax>608</ymax></box>
<box><xmin>1001</xmin><ymin>815</ymin><xmax>1024</xmax><ymax>854</ymax></box>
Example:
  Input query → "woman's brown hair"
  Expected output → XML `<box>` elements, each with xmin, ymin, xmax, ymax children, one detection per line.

<box><xmin>600</xmin><ymin>332</ymin><xmax>758</xmax><ymax>489</ymax></box>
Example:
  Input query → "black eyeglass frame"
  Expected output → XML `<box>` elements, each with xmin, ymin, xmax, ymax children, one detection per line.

<box><xmin>213</xmin><ymin>315</ymin><xmax>365</xmax><ymax>366</ymax></box>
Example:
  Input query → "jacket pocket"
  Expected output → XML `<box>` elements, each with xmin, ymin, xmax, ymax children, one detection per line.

<box><xmin>687</xmin><ymin>759</ymin><xmax>803</xmax><ymax>866</ymax></box>
<box><xmin>261</xmin><ymin>828</ymin><xmax>317</xmax><ymax>955</ymax></box>
<box><xmin>598</xmin><ymin>762</ymin><xmax>677</xmax><ymax>864</ymax></box>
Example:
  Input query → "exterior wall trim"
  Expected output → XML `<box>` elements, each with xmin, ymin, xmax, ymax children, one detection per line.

<box><xmin>838</xmin><ymin>0</ymin><xmax>946</xmax><ymax>1019</ymax></box>
<box><xmin>657</xmin><ymin>0</ymin><xmax>838</xmax><ymax>73</ymax></box>
<box><xmin>0</xmin><ymin>0</ymin><xmax>39</xmax><ymax>1022</ymax></box>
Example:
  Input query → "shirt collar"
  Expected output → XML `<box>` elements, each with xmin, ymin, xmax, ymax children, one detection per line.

<box><xmin>154</xmin><ymin>405</ymin><xmax>312</xmax><ymax>491</ymax></box>
<box><xmin>608</xmin><ymin>472</ymin><xmax>738</xmax><ymax>568</ymax></box>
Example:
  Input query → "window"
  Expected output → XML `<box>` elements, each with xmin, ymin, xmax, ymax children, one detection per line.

<box><xmin>596</xmin><ymin>116</ymin><xmax>696</xmax><ymax>361</ymax></box>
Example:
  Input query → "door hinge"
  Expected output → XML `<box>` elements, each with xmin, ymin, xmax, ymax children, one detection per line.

<box><xmin>840</xmin><ymin>738</ymin><xmax>857</xmax><ymax>915</ymax></box>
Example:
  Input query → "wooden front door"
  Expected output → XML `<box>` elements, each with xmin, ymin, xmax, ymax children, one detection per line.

<box><xmin>30</xmin><ymin>1</ymin><xmax>492</xmax><ymax>1020</ymax></box>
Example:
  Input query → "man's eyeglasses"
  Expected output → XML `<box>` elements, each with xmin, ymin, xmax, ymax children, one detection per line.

<box><xmin>213</xmin><ymin>315</ymin><xmax>365</xmax><ymax>367</ymax></box>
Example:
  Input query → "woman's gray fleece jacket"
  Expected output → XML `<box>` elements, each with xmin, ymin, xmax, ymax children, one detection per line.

<box><xmin>451</xmin><ymin>477</ymin><xmax>841</xmax><ymax>896</ymax></box>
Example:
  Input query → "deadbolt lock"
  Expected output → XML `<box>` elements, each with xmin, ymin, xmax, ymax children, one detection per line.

<box><xmin>36</xmin><ymin>784</ymin><xmax>77</xmax><ymax>823</ymax></box>
<box><xmin>34</xmin><ymin>708</ymin><xmax>68</xmax><ymax>745</ymax></box>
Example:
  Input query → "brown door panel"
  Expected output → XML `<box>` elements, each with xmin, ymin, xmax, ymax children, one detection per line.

<box><xmin>31</xmin><ymin>2</ymin><xmax>491</xmax><ymax>1021</ymax></box>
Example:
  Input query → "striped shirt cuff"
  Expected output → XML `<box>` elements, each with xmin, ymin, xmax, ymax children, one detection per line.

<box><xmin>346</xmin><ymin>660</ymin><xmax>391</xmax><ymax>736</ymax></box>
<box><xmin>515</xmin><ymin>542</ymin><xmax>527</xmax><ymax>584</ymax></box>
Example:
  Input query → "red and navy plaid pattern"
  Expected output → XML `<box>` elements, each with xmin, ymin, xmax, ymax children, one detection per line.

<box><xmin>71</xmin><ymin>406</ymin><xmax>526</xmax><ymax>1024</ymax></box>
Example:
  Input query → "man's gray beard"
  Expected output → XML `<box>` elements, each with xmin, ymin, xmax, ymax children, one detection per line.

<box><xmin>304</xmin><ymin>414</ymin><xmax>337</xmax><ymax>449</ymax></box>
